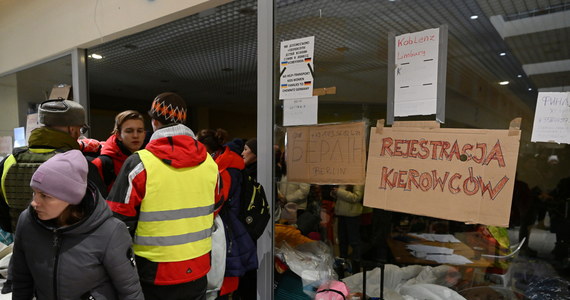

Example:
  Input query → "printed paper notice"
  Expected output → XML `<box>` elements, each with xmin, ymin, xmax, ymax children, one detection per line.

<box><xmin>0</xmin><ymin>136</ymin><xmax>12</xmax><ymax>154</ymax></box>
<box><xmin>283</xmin><ymin>97</ymin><xmax>318</xmax><ymax>126</ymax></box>
<box><xmin>279</xmin><ymin>36</ymin><xmax>315</xmax><ymax>99</ymax></box>
<box><xmin>394</xmin><ymin>28</ymin><xmax>440</xmax><ymax>116</ymax></box>
<box><xmin>280</xmin><ymin>36</ymin><xmax>314</xmax><ymax>70</ymax></box>
<box><xmin>531</xmin><ymin>92</ymin><xmax>570</xmax><ymax>144</ymax></box>
<box><xmin>280</xmin><ymin>67</ymin><xmax>314</xmax><ymax>99</ymax></box>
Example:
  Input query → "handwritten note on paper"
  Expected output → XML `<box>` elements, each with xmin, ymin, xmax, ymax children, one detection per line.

<box><xmin>286</xmin><ymin>122</ymin><xmax>367</xmax><ymax>184</ymax></box>
<box><xmin>531</xmin><ymin>92</ymin><xmax>570</xmax><ymax>144</ymax></box>
<box><xmin>283</xmin><ymin>97</ymin><xmax>318</xmax><ymax>126</ymax></box>
<box><xmin>394</xmin><ymin>28</ymin><xmax>440</xmax><ymax>117</ymax></box>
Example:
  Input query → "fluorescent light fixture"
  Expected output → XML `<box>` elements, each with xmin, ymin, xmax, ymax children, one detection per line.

<box><xmin>470</xmin><ymin>15</ymin><xmax>478</xmax><ymax>20</ymax></box>
<box><xmin>499</xmin><ymin>81</ymin><xmax>510</xmax><ymax>85</ymax></box>
<box><xmin>89</xmin><ymin>53</ymin><xmax>103</xmax><ymax>59</ymax></box>
<box><xmin>499</xmin><ymin>52</ymin><xmax>506</xmax><ymax>56</ymax></box>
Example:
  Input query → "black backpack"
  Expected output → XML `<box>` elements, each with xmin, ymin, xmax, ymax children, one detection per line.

<box><xmin>238</xmin><ymin>170</ymin><xmax>270</xmax><ymax>240</ymax></box>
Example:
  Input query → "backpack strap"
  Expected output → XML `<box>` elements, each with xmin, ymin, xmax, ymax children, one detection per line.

<box><xmin>98</xmin><ymin>155</ymin><xmax>116</xmax><ymax>187</ymax></box>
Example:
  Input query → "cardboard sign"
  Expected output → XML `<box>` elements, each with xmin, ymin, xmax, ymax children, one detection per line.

<box><xmin>286</xmin><ymin>122</ymin><xmax>367</xmax><ymax>184</ymax></box>
<box><xmin>364</xmin><ymin>121</ymin><xmax>521</xmax><ymax>227</ymax></box>
<box><xmin>49</xmin><ymin>84</ymin><xmax>72</xmax><ymax>100</ymax></box>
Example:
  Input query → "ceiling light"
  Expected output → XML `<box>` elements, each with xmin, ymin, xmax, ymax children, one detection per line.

<box><xmin>499</xmin><ymin>52</ymin><xmax>506</xmax><ymax>56</ymax></box>
<box><xmin>499</xmin><ymin>81</ymin><xmax>509</xmax><ymax>85</ymax></box>
<box><xmin>528</xmin><ymin>88</ymin><xmax>533</xmax><ymax>91</ymax></box>
<box><xmin>89</xmin><ymin>53</ymin><xmax>103</xmax><ymax>59</ymax></box>
<box><xmin>470</xmin><ymin>15</ymin><xmax>478</xmax><ymax>20</ymax></box>
<box><xmin>517</xmin><ymin>74</ymin><xmax>522</xmax><ymax>78</ymax></box>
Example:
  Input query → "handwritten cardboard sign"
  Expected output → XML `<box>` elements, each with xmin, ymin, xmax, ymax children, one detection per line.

<box><xmin>286</xmin><ymin>122</ymin><xmax>366</xmax><ymax>184</ymax></box>
<box><xmin>364</xmin><ymin>122</ymin><xmax>521</xmax><ymax>227</ymax></box>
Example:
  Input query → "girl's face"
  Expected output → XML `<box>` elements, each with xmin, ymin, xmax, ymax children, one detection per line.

<box><xmin>242</xmin><ymin>145</ymin><xmax>257</xmax><ymax>166</ymax></box>
<box><xmin>117</xmin><ymin>119</ymin><xmax>145</xmax><ymax>153</ymax></box>
<box><xmin>31</xmin><ymin>188</ymin><xmax>70</xmax><ymax>220</ymax></box>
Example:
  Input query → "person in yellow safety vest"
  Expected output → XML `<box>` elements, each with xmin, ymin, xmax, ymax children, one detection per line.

<box><xmin>107</xmin><ymin>92</ymin><xmax>218</xmax><ymax>300</ymax></box>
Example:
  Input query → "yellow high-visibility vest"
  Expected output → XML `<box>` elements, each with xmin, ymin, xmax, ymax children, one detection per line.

<box><xmin>134</xmin><ymin>149</ymin><xmax>218</xmax><ymax>262</ymax></box>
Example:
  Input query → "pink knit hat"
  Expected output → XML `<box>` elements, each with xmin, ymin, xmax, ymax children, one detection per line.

<box><xmin>30</xmin><ymin>150</ymin><xmax>88</xmax><ymax>205</ymax></box>
<box><xmin>315</xmin><ymin>280</ymin><xmax>350</xmax><ymax>300</ymax></box>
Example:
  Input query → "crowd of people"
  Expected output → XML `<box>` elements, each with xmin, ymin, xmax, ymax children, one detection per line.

<box><xmin>0</xmin><ymin>93</ymin><xmax>260</xmax><ymax>300</ymax></box>
<box><xmin>2</xmin><ymin>93</ymin><xmax>569</xmax><ymax>300</ymax></box>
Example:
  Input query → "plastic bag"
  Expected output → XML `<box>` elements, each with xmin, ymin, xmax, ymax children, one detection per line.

<box><xmin>276</xmin><ymin>241</ymin><xmax>337</xmax><ymax>298</ymax></box>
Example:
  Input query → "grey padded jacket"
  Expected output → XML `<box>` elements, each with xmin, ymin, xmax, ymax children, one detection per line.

<box><xmin>12</xmin><ymin>183</ymin><xmax>144</xmax><ymax>300</ymax></box>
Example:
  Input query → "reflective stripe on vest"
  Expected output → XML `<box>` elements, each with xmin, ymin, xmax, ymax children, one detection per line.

<box><xmin>135</xmin><ymin>149</ymin><xmax>218</xmax><ymax>262</ymax></box>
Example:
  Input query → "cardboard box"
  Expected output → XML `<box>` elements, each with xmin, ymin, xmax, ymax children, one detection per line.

<box><xmin>49</xmin><ymin>84</ymin><xmax>72</xmax><ymax>100</ymax></box>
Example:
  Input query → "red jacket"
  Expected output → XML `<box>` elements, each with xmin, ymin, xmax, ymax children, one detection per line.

<box><xmin>107</xmin><ymin>124</ymin><xmax>215</xmax><ymax>285</ymax></box>
<box><xmin>92</xmin><ymin>135</ymin><xmax>131</xmax><ymax>192</ymax></box>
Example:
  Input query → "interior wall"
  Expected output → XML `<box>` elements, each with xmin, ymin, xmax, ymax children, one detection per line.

<box><xmin>0</xmin><ymin>0</ymin><xmax>231</xmax><ymax>75</ymax></box>
<box><xmin>0</xmin><ymin>74</ymin><xmax>19</xmax><ymax>137</ymax></box>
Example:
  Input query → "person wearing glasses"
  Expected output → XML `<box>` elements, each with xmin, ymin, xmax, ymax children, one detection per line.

<box><xmin>0</xmin><ymin>99</ymin><xmax>106</xmax><ymax>294</ymax></box>
<box><xmin>11</xmin><ymin>150</ymin><xmax>144</xmax><ymax>299</ymax></box>
<box><xmin>92</xmin><ymin>110</ymin><xmax>146</xmax><ymax>192</ymax></box>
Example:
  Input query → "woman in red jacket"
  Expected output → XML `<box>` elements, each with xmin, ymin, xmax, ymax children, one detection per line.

<box><xmin>92</xmin><ymin>110</ymin><xmax>145</xmax><ymax>191</ymax></box>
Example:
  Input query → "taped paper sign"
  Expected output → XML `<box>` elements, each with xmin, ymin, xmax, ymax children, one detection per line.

<box><xmin>531</xmin><ymin>92</ymin><xmax>570</xmax><ymax>144</ymax></box>
<box><xmin>394</xmin><ymin>28</ymin><xmax>440</xmax><ymax>117</ymax></box>
<box><xmin>364</xmin><ymin>123</ymin><xmax>521</xmax><ymax>227</ymax></box>
<box><xmin>286</xmin><ymin>122</ymin><xmax>366</xmax><ymax>184</ymax></box>
<box><xmin>279</xmin><ymin>36</ymin><xmax>315</xmax><ymax>100</ymax></box>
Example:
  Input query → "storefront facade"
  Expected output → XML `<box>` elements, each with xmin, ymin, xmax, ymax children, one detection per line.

<box><xmin>1</xmin><ymin>0</ymin><xmax>570</xmax><ymax>299</ymax></box>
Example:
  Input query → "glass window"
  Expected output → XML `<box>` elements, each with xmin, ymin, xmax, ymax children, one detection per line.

<box><xmin>274</xmin><ymin>2</ymin><xmax>570</xmax><ymax>299</ymax></box>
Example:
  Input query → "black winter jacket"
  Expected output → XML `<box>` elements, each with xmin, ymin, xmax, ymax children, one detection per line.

<box><xmin>11</xmin><ymin>183</ymin><xmax>143</xmax><ymax>300</ymax></box>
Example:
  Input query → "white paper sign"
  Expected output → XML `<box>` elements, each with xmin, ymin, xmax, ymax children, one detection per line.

<box><xmin>280</xmin><ymin>36</ymin><xmax>315</xmax><ymax>100</ymax></box>
<box><xmin>0</xmin><ymin>136</ymin><xmax>12</xmax><ymax>154</ymax></box>
<box><xmin>14</xmin><ymin>127</ymin><xmax>26</xmax><ymax>148</ymax></box>
<box><xmin>26</xmin><ymin>113</ymin><xmax>40</xmax><ymax>144</ymax></box>
<box><xmin>394</xmin><ymin>28</ymin><xmax>440</xmax><ymax>117</ymax></box>
<box><xmin>531</xmin><ymin>92</ymin><xmax>570</xmax><ymax>144</ymax></box>
<box><xmin>283</xmin><ymin>97</ymin><xmax>318</xmax><ymax>126</ymax></box>
<box><xmin>280</xmin><ymin>67</ymin><xmax>314</xmax><ymax>100</ymax></box>
<box><xmin>280</xmin><ymin>36</ymin><xmax>314</xmax><ymax>71</ymax></box>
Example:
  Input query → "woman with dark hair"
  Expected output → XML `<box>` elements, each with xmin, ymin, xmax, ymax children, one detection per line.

<box><xmin>92</xmin><ymin>110</ymin><xmax>145</xmax><ymax>191</ymax></box>
<box><xmin>11</xmin><ymin>150</ymin><xmax>143</xmax><ymax>299</ymax></box>
<box><xmin>196</xmin><ymin>129</ymin><xmax>257</xmax><ymax>299</ymax></box>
